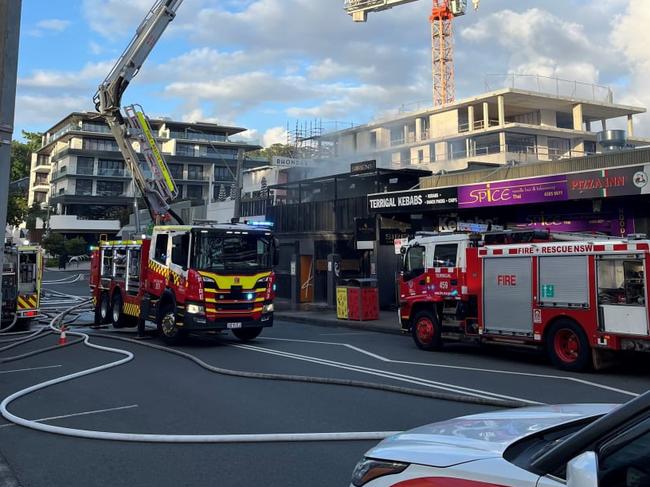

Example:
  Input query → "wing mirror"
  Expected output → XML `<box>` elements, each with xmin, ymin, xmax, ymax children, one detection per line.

<box><xmin>567</xmin><ymin>451</ymin><xmax>598</xmax><ymax>487</ymax></box>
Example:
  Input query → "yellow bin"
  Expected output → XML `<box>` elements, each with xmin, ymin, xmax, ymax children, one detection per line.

<box><xmin>336</xmin><ymin>286</ymin><xmax>349</xmax><ymax>319</ymax></box>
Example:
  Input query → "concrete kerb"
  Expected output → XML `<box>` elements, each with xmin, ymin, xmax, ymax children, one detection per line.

<box><xmin>274</xmin><ymin>311</ymin><xmax>403</xmax><ymax>336</ymax></box>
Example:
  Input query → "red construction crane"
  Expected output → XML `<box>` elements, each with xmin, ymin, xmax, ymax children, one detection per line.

<box><xmin>344</xmin><ymin>0</ymin><xmax>481</xmax><ymax>107</ymax></box>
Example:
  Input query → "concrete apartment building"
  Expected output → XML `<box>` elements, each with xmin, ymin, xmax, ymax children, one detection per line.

<box><xmin>322</xmin><ymin>77</ymin><xmax>650</xmax><ymax>173</ymax></box>
<box><xmin>28</xmin><ymin>112</ymin><xmax>261</xmax><ymax>239</ymax></box>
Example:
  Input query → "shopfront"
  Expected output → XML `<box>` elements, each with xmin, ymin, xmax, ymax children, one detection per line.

<box><xmin>369</xmin><ymin>162</ymin><xmax>650</xmax><ymax>306</ymax></box>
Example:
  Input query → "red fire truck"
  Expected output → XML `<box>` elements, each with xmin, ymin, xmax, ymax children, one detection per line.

<box><xmin>90</xmin><ymin>224</ymin><xmax>277</xmax><ymax>344</ymax></box>
<box><xmin>399</xmin><ymin>230</ymin><xmax>650</xmax><ymax>371</ymax></box>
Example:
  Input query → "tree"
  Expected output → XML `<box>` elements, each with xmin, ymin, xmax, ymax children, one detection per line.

<box><xmin>10</xmin><ymin>130</ymin><xmax>43</xmax><ymax>181</ymax></box>
<box><xmin>248</xmin><ymin>143</ymin><xmax>297</xmax><ymax>164</ymax></box>
<box><xmin>42</xmin><ymin>233</ymin><xmax>65</xmax><ymax>257</ymax></box>
<box><xmin>6</xmin><ymin>192</ymin><xmax>27</xmax><ymax>227</ymax></box>
<box><xmin>64</xmin><ymin>237</ymin><xmax>88</xmax><ymax>257</ymax></box>
<box><xmin>25</xmin><ymin>203</ymin><xmax>49</xmax><ymax>231</ymax></box>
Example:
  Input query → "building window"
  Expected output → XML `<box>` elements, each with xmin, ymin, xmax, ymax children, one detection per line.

<box><xmin>168</xmin><ymin>163</ymin><xmax>184</xmax><ymax>179</ymax></box>
<box><xmin>34</xmin><ymin>173</ymin><xmax>49</xmax><ymax>185</ymax></box>
<box><xmin>83</xmin><ymin>137</ymin><xmax>119</xmax><ymax>152</ymax></box>
<box><xmin>169</xmin><ymin>130</ymin><xmax>226</xmax><ymax>143</ymax></box>
<box><xmin>81</xmin><ymin>121</ymin><xmax>111</xmax><ymax>134</ymax></box>
<box><xmin>77</xmin><ymin>156</ymin><xmax>94</xmax><ymax>175</ymax></box>
<box><xmin>187</xmin><ymin>164</ymin><xmax>203</xmax><ymax>180</ymax></box>
<box><xmin>473</xmin><ymin>133</ymin><xmax>501</xmax><ymax>156</ymax></box>
<box><xmin>96</xmin><ymin>181</ymin><xmax>123</xmax><ymax>197</ymax></box>
<box><xmin>98</xmin><ymin>159</ymin><xmax>125</xmax><ymax>177</ymax></box>
<box><xmin>548</xmin><ymin>137</ymin><xmax>571</xmax><ymax>160</ymax></box>
<box><xmin>206</xmin><ymin>146</ymin><xmax>237</xmax><ymax>159</ymax></box>
<box><xmin>584</xmin><ymin>140</ymin><xmax>597</xmax><ymax>155</ymax></box>
<box><xmin>214</xmin><ymin>166</ymin><xmax>234</xmax><ymax>181</ymax></box>
<box><xmin>34</xmin><ymin>192</ymin><xmax>46</xmax><ymax>204</ymax></box>
<box><xmin>448</xmin><ymin>139</ymin><xmax>467</xmax><ymax>159</ymax></box>
<box><xmin>417</xmin><ymin>150</ymin><xmax>425</xmax><ymax>164</ymax></box>
<box><xmin>34</xmin><ymin>155</ymin><xmax>49</xmax><ymax>168</ymax></box>
<box><xmin>76</xmin><ymin>179</ymin><xmax>93</xmax><ymax>196</ymax></box>
<box><xmin>176</xmin><ymin>143</ymin><xmax>198</xmax><ymax>157</ymax></box>
<box><xmin>186</xmin><ymin>185</ymin><xmax>203</xmax><ymax>200</ymax></box>
<box><xmin>505</xmin><ymin>133</ymin><xmax>537</xmax><ymax>153</ymax></box>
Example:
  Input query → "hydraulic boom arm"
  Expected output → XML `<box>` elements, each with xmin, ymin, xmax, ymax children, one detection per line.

<box><xmin>94</xmin><ymin>0</ymin><xmax>183</xmax><ymax>223</ymax></box>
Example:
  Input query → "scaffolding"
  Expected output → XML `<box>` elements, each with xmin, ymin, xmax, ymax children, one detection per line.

<box><xmin>287</xmin><ymin>120</ymin><xmax>355</xmax><ymax>160</ymax></box>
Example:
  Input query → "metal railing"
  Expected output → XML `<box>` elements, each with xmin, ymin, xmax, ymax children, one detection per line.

<box><xmin>395</xmin><ymin>143</ymin><xmax>597</xmax><ymax>166</ymax></box>
<box><xmin>484</xmin><ymin>74</ymin><xmax>614</xmax><ymax>104</ymax></box>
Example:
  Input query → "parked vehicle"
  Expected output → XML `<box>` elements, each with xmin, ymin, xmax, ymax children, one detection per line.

<box><xmin>90</xmin><ymin>224</ymin><xmax>278</xmax><ymax>344</ymax></box>
<box><xmin>1</xmin><ymin>243</ymin><xmax>42</xmax><ymax>328</ymax></box>
<box><xmin>351</xmin><ymin>390</ymin><xmax>650</xmax><ymax>487</ymax></box>
<box><xmin>399</xmin><ymin>229</ymin><xmax>650</xmax><ymax>371</ymax></box>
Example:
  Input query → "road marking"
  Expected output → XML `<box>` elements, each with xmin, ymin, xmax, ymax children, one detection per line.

<box><xmin>319</xmin><ymin>332</ymin><xmax>375</xmax><ymax>336</ymax></box>
<box><xmin>235</xmin><ymin>344</ymin><xmax>540</xmax><ymax>405</ymax></box>
<box><xmin>262</xmin><ymin>337</ymin><xmax>639</xmax><ymax>398</ymax></box>
<box><xmin>0</xmin><ymin>404</ymin><xmax>138</xmax><ymax>429</ymax></box>
<box><xmin>0</xmin><ymin>365</ymin><xmax>62</xmax><ymax>374</ymax></box>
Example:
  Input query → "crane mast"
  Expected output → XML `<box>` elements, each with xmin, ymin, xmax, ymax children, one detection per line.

<box><xmin>345</xmin><ymin>0</ymin><xmax>480</xmax><ymax>107</ymax></box>
<box><xmin>94</xmin><ymin>0</ymin><xmax>183</xmax><ymax>223</ymax></box>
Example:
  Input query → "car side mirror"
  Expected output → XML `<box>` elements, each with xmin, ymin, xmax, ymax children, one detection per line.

<box><xmin>567</xmin><ymin>451</ymin><xmax>598</xmax><ymax>487</ymax></box>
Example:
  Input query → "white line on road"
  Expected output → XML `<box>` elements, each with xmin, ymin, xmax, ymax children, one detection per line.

<box><xmin>319</xmin><ymin>332</ymin><xmax>375</xmax><ymax>337</ymax></box>
<box><xmin>234</xmin><ymin>343</ymin><xmax>540</xmax><ymax>405</ymax></box>
<box><xmin>0</xmin><ymin>404</ymin><xmax>138</xmax><ymax>429</ymax></box>
<box><xmin>0</xmin><ymin>365</ymin><xmax>62</xmax><ymax>374</ymax></box>
<box><xmin>262</xmin><ymin>337</ymin><xmax>638</xmax><ymax>398</ymax></box>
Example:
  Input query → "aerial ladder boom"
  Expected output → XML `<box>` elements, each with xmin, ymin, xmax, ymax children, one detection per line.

<box><xmin>94</xmin><ymin>0</ymin><xmax>183</xmax><ymax>223</ymax></box>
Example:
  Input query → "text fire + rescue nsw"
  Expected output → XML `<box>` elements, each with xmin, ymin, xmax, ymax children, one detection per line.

<box><xmin>509</xmin><ymin>244</ymin><xmax>594</xmax><ymax>255</ymax></box>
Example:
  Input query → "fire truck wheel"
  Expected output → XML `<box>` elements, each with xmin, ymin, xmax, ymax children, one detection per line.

<box><xmin>232</xmin><ymin>327</ymin><xmax>263</xmax><ymax>342</ymax></box>
<box><xmin>111</xmin><ymin>293</ymin><xmax>127</xmax><ymax>329</ymax></box>
<box><xmin>546</xmin><ymin>319</ymin><xmax>591</xmax><ymax>372</ymax></box>
<box><xmin>96</xmin><ymin>292</ymin><xmax>110</xmax><ymax>325</ymax></box>
<box><xmin>412</xmin><ymin>310</ymin><xmax>442</xmax><ymax>351</ymax></box>
<box><xmin>157</xmin><ymin>303</ymin><xmax>186</xmax><ymax>345</ymax></box>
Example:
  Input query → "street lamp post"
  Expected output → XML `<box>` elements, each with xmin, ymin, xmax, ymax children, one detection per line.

<box><xmin>0</xmin><ymin>0</ymin><xmax>22</xmax><ymax>309</ymax></box>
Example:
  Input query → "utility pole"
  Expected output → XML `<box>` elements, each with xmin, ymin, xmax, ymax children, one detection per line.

<box><xmin>0</xmin><ymin>0</ymin><xmax>22</xmax><ymax>308</ymax></box>
<box><xmin>233</xmin><ymin>147</ymin><xmax>245</xmax><ymax>220</ymax></box>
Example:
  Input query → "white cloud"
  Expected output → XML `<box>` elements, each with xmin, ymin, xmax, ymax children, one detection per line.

<box><xmin>81</xmin><ymin>0</ymin><xmax>153</xmax><ymax>39</ymax></box>
<box><xmin>14</xmin><ymin>95</ymin><xmax>91</xmax><ymax>128</ymax></box>
<box><xmin>611</xmin><ymin>1</ymin><xmax>650</xmax><ymax>134</ymax></box>
<box><xmin>29</xmin><ymin>18</ymin><xmax>71</xmax><ymax>36</ymax></box>
<box><xmin>262</xmin><ymin>126</ymin><xmax>287</xmax><ymax>147</ymax></box>
<box><xmin>18</xmin><ymin>61</ymin><xmax>115</xmax><ymax>90</ymax></box>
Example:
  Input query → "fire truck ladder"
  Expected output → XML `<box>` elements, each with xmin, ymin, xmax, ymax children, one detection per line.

<box><xmin>93</xmin><ymin>0</ymin><xmax>184</xmax><ymax>223</ymax></box>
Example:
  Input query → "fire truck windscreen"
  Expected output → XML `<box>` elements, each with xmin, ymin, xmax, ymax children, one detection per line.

<box><xmin>191</xmin><ymin>230</ymin><xmax>273</xmax><ymax>272</ymax></box>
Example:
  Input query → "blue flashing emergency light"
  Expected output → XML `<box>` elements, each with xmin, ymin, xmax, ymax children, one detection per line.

<box><xmin>246</xmin><ymin>293</ymin><xmax>254</xmax><ymax>300</ymax></box>
<box><xmin>250</xmin><ymin>221</ymin><xmax>274</xmax><ymax>228</ymax></box>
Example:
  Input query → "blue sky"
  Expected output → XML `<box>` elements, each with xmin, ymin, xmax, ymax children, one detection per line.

<box><xmin>15</xmin><ymin>0</ymin><xmax>650</xmax><ymax>145</ymax></box>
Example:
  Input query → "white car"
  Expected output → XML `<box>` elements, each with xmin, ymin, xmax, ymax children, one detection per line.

<box><xmin>351</xmin><ymin>391</ymin><xmax>650</xmax><ymax>487</ymax></box>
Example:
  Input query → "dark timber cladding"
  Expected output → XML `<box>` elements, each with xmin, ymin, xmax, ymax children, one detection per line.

<box><xmin>267</xmin><ymin>168</ymin><xmax>429</xmax><ymax>234</ymax></box>
<box><xmin>266</xmin><ymin>167</ymin><xmax>429</xmax><ymax>304</ymax></box>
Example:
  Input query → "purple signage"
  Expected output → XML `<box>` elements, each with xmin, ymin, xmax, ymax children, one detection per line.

<box><xmin>458</xmin><ymin>175</ymin><xmax>568</xmax><ymax>208</ymax></box>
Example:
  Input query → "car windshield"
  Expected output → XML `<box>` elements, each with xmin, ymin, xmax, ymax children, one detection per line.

<box><xmin>191</xmin><ymin>230</ymin><xmax>272</xmax><ymax>272</ymax></box>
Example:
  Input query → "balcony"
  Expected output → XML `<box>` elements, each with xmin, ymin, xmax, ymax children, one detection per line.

<box><xmin>97</xmin><ymin>169</ymin><xmax>126</xmax><ymax>177</ymax></box>
<box><xmin>458</xmin><ymin>119</ymin><xmax>501</xmax><ymax>133</ymax></box>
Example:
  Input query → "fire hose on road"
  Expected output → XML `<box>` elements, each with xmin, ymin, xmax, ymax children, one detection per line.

<box><xmin>0</xmin><ymin>300</ymin><xmax>535</xmax><ymax>444</ymax></box>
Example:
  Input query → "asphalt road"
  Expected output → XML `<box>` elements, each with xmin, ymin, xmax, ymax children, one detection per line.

<box><xmin>0</xmin><ymin>270</ymin><xmax>648</xmax><ymax>487</ymax></box>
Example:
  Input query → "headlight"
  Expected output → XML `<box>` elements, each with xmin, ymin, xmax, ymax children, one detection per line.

<box><xmin>186</xmin><ymin>304</ymin><xmax>204</xmax><ymax>314</ymax></box>
<box><xmin>263</xmin><ymin>303</ymin><xmax>274</xmax><ymax>313</ymax></box>
<box><xmin>351</xmin><ymin>458</ymin><xmax>408</xmax><ymax>487</ymax></box>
